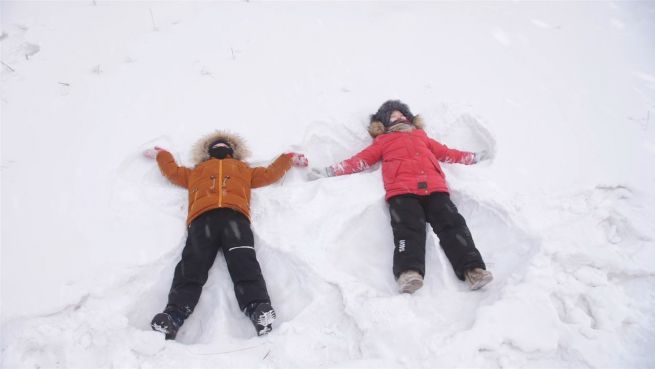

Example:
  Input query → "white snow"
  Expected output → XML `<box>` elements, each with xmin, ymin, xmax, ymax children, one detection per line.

<box><xmin>2</xmin><ymin>1</ymin><xmax>655</xmax><ymax>368</ymax></box>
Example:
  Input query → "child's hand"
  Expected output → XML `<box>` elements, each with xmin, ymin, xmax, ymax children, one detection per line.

<box><xmin>287</xmin><ymin>153</ymin><xmax>309</xmax><ymax>168</ymax></box>
<box><xmin>307</xmin><ymin>167</ymin><xmax>335</xmax><ymax>181</ymax></box>
<box><xmin>143</xmin><ymin>146</ymin><xmax>167</xmax><ymax>159</ymax></box>
<box><xmin>473</xmin><ymin>150</ymin><xmax>490</xmax><ymax>163</ymax></box>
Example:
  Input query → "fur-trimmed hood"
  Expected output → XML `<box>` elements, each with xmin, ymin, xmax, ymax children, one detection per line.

<box><xmin>368</xmin><ymin>115</ymin><xmax>425</xmax><ymax>138</ymax></box>
<box><xmin>191</xmin><ymin>130</ymin><xmax>251</xmax><ymax>165</ymax></box>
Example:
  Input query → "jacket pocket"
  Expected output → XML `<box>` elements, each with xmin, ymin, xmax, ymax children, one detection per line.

<box><xmin>382</xmin><ymin>160</ymin><xmax>400</xmax><ymax>184</ymax></box>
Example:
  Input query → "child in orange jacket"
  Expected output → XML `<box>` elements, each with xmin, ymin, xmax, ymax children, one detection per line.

<box><xmin>144</xmin><ymin>131</ymin><xmax>307</xmax><ymax>339</ymax></box>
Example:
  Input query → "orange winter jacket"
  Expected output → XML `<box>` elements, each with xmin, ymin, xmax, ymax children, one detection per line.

<box><xmin>156</xmin><ymin>151</ymin><xmax>292</xmax><ymax>225</ymax></box>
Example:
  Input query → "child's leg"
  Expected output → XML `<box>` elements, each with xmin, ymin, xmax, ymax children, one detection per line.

<box><xmin>388</xmin><ymin>195</ymin><xmax>428</xmax><ymax>278</ymax></box>
<box><xmin>424</xmin><ymin>192</ymin><xmax>486</xmax><ymax>280</ymax></box>
<box><xmin>166</xmin><ymin>211</ymin><xmax>222</xmax><ymax>316</ymax></box>
<box><xmin>219</xmin><ymin>210</ymin><xmax>271</xmax><ymax>311</ymax></box>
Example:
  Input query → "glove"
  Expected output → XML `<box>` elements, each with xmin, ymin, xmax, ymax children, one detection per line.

<box><xmin>143</xmin><ymin>146</ymin><xmax>167</xmax><ymax>159</ymax></box>
<box><xmin>286</xmin><ymin>153</ymin><xmax>308</xmax><ymax>168</ymax></box>
<box><xmin>473</xmin><ymin>150</ymin><xmax>490</xmax><ymax>163</ymax></box>
<box><xmin>307</xmin><ymin>167</ymin><xmax>335</xmax><ymax>181</ymax></box>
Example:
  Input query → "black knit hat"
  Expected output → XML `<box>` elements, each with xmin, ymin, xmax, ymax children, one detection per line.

<box><xmin>370</xmin><ymin>100</ymin><xmax>415</xmax><ymax>127</ymax></box>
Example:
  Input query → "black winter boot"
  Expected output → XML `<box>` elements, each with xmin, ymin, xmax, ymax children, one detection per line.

<box><xmin>245</xmin><ymin>302</ymin><xmax>276</xmax><ymax>336</ymax></box>
<box><xmin>151</xmin><ymin>306</ymin><xmax>186</xmax><ymax>340</ymax></box>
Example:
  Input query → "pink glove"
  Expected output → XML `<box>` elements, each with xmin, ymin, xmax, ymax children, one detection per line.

<box><xmin>143</xmin><ymin>146</ymin><xmax>167</xmax><ymax>159</ymax></box>
<box><xmin>286</xmin><ymin>153</ymin><xmax>308</xmax><ymax>167</ymax></box>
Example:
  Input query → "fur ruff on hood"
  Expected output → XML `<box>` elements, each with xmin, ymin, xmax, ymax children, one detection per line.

<box><xmin>368</xmin><ymin>115</ymin><xmax>425</xmax><ymax>138</ymax></box>
<box><xmin>191</xmin><ymin>130</ymin><xmax>251</xmax><ymax>165</ymax></box>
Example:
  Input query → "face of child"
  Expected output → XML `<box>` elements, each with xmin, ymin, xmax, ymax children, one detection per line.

<box><xmin>389</xmin><ymin>110</ymin><xmax>408</xmax><ymax>125</ymax></box>
<box><xmin>208</xmin><ymin>142</ymin><xmax>234</xmax><ymax>159</ymax></box>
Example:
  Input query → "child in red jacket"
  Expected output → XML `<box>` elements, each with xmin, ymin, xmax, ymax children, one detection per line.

<box><xmin>309</xmin><ymin>100</ymin><xmax>493</xmax><ymax>293</ymax></box>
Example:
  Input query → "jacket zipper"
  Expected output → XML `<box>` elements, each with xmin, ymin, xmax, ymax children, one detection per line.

<box><xmin>218</xmin><ymin>161</ymin><xmax>223</xmax><ymax>207</ymax></box>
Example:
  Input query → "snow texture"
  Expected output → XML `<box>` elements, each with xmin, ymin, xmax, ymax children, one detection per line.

<box><xmin>2</xmin><ymin>2</ymin><xmax>655</xmax><ymax>368</ymax></box>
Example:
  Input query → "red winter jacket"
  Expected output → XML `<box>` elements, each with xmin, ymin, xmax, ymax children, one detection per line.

<box><xmin>330</xmin><ymin>129</ymin><xmax>475</xmax><ymax>200</ymax></box>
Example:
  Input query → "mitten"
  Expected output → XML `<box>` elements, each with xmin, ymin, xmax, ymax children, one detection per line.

<box><xmin>286</xmin><ymin>153</ymin><xmax>309</xmax><ymax>168</ymax></box>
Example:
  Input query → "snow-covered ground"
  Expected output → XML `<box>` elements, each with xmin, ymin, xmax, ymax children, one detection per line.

<box><xmin>2</xmin><ymin>1</ymin><xmax>655</xmax><ymax>368</ymax></box>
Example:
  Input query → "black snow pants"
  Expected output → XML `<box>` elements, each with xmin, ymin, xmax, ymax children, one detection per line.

<box><xmin>388</xmin><ymin>192</ymin><xmax>486</xmax><ymax>280</ymax></box>
<box><xmin>166</xmin><ymin>208</ymin><xmax>270</xmax><ymax>317</ymax></box>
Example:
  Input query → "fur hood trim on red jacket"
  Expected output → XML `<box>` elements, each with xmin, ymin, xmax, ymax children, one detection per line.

<box><xmin>191</xmin><ymin>130</ymin><xmax>251</xmax><ymax>165</ymax></box>
<box><xmin>368</xmin><ymin>115</ymin><xmax>425</xmax><ymax>138</ymax></box>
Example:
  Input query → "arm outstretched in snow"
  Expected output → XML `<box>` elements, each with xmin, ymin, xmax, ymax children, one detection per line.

<box><xmin>427</xmin><ymin>138</ymin><xmax>476</xmax><ymax>165</ymax></box>
<box><xmin>308</xmin><ymin>143</ymin><xmax>383</xmax><ymax>181</ymax></box>
<box><xmin>156</xmin><ymin>151</ymin><xmax>192</xmax><ymax>188</ymax></box>
<box><xmin>251</xmin><ymin>154</ymin><xmax>293</xmax><ymax>188</ymax></box>
<box><xmin>329</xmin><ymin>142</ymin><xmax>384</xmax><ymax>176</ymax></box>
